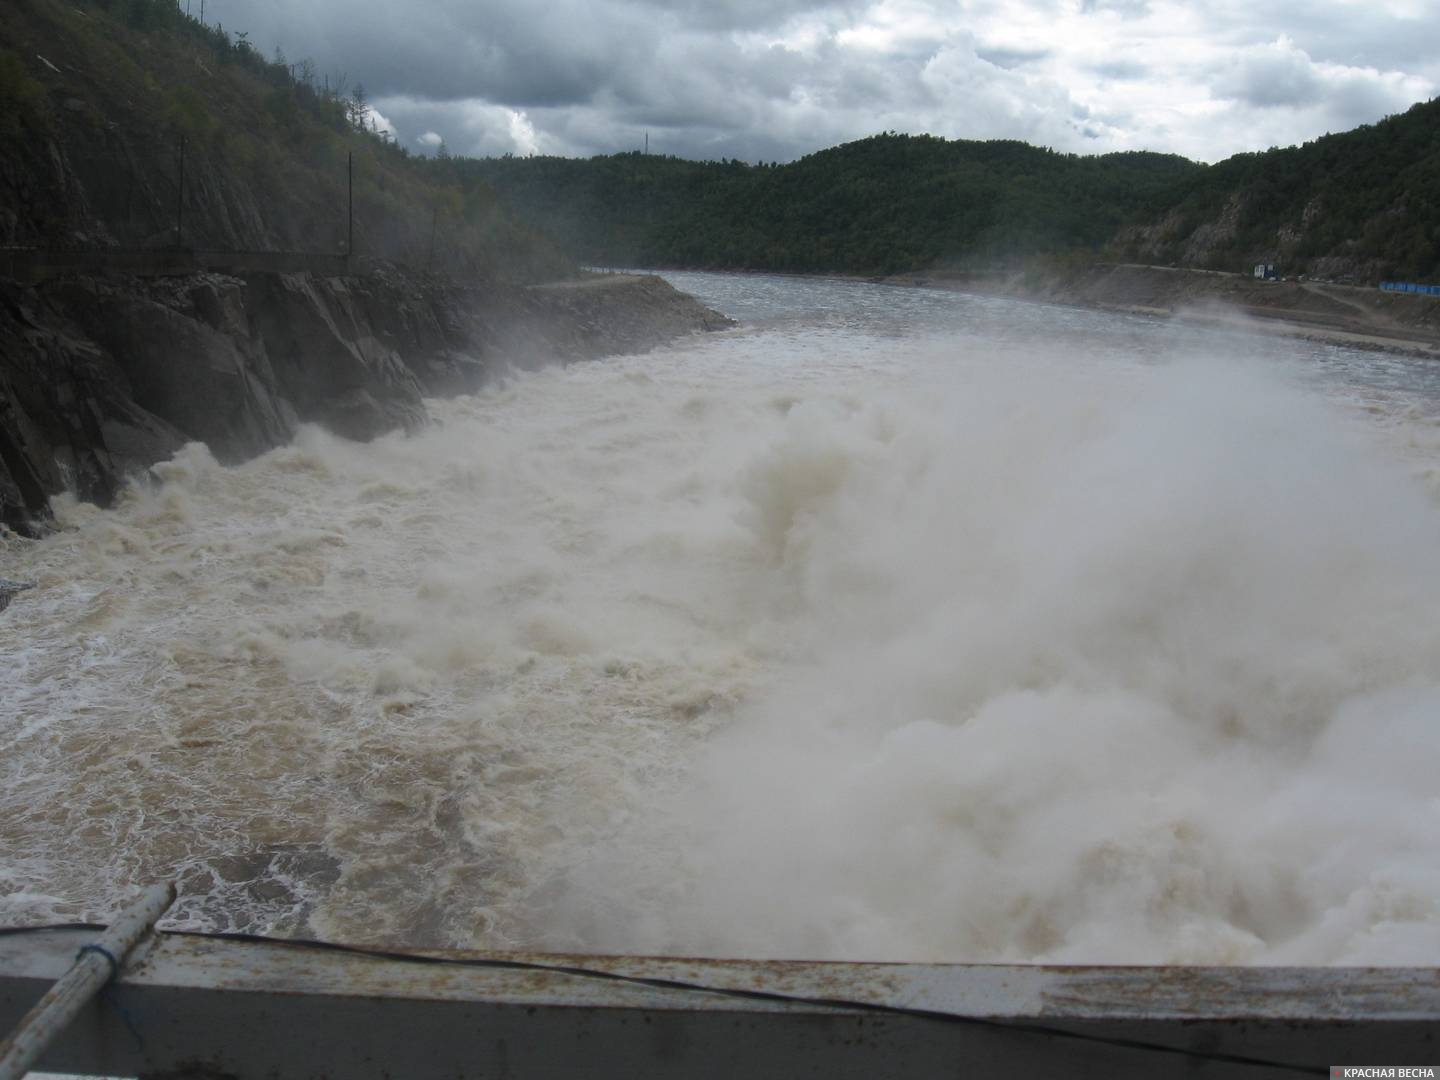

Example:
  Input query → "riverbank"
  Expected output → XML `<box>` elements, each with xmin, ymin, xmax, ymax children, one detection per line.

<box><xmin>0</xmin><ymin>268</ymin><xmax>732</xmax><ymax>536</ymax></box>
<box><xmin>890</xmin><ymin>263</ymin><xmax>1440</xmax><ymax>358</ymax></box>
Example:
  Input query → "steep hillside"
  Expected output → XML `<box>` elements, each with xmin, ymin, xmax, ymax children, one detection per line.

<box><xmin>1117</xmin><ymin>98</ymin><xmax>1440</xmax><ymax>282</ymax></box>
<box><xmin>0</xmin><ymin>0</ymin><xmax>570</xmax><ymax>281</ymax></box>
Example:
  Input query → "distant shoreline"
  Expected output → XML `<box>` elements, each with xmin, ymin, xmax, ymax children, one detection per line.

<box><xmin>635</xmin><ymin>260</ymin><xmax>1440</xmax><ymax>358</ymax></box>
<box><xmin>883</xmin><ymin>264</ymin><xmax>1440</xmax><ymax>360</ymax></box>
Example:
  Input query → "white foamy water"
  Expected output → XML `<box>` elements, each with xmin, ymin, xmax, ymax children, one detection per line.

<box><xmin>4</xmin><ymin>272</ymin><xmax>1440</xmax><ymax>965</ymax></box>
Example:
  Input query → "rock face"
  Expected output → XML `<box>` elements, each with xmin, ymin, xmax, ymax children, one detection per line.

<box><xmin>0</xmin><ymin>268</ymin><xmax>732</xmax><ymax>535</ymax></box>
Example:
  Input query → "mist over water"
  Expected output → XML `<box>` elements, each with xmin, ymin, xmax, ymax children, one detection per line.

<box><xmin>4</xmin><ymin>272</ymin><xmax>1440</xmax><ymax>964</ymax></box>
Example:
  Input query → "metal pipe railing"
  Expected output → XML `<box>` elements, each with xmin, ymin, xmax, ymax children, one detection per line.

<box><xmin>0</xmin><ymin>882</ymin><xmax>174</xmax><ymax>1080</ymax></box>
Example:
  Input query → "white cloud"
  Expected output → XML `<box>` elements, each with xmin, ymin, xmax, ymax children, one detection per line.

<box><xmin>1216</xmin><ymin>33</ymin><xmax>1431</xmax><ymax>123</ymax></box>
<box><xmin>507</xmin><ymin>109</ymin><xmax>542</xmax><ymax>156</ymax></box>
<box><xmin>367</xmin><ymin>107</ymin><xmax>397</xmax><ymax>140</ymax></box>
<box><xmin>218</xmin><ymin>0</ymin><xmax>1440</xmax><ymax>163</ymax></box>
<box><xmin>381</xmin><ymin>98</ymin><xmax>568</xmax><ymax>158</ymax></box>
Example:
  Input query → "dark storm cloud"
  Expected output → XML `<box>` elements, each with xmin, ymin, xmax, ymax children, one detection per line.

<box><xmin>209</xmin><ymin>0</ymin><xmax>1439</xmax><ymax>164</ymax></box>
<box><xmin>225</xmin><ymin>0</ymin><xmax>663</xmax><ymax>103</ymax></box>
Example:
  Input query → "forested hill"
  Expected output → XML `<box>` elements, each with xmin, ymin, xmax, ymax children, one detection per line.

<box><xmin>462</xmin><ymin>99</ymin><xmax>1440</xmax><ymax>283</ymax></box>
<box><xmin>458</xmin><ymin>137</ymin><xmax>1201</xmax><ymax>275</ymax></box>
<box><xmin>0</xmin><ymin>0</ymin><xmax>570</xmax><ymax>281</ymax></box>
<box><xmin>1116</xmin><ymin>97</ymin><xmax>1440</xmax><ymax>283</ymax></box>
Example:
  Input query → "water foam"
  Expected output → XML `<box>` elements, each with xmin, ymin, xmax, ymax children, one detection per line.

<box><xmin>530</xmin><ymin>351</ymin><xmax>1440</xmax><ymax>964</ymax></box>
<box><xmin>3</xmin><ymin>280</ymin><xmax>1439</xmax><ymax>965</ymax></box>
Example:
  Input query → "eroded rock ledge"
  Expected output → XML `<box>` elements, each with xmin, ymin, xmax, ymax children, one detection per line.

<box><xmin>0</xmin><ymin>269</ymin><xmax>732</xmax><ymax>535</ymax></box>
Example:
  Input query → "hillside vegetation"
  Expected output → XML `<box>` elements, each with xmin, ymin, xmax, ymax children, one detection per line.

<box><xmin>4</xmin><ymin>0</ymin><xmax>1436</xmax><ymax>286</ymax></box>
<box><xmin>461</xmin><ymin>138</ymin><xmax>1202</xmax><ymax>275</ymax></box>
<box><xmin>1116</xmin><ymin>98</ymin><xmax>1440</xmax><ymax>282</ymax></box>
<box><xmin>0</xmin><ymin>0</ymin><xmax>571</xmax><ymax>281</ymax></box>
<box><xmin>467</xmin><ymin>101</ymin><xmax>1440</xmax><ymax>284</ymax></box>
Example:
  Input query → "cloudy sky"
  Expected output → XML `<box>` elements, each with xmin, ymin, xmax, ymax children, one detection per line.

<box><xmin>213</xmin><ymin>0</ymin><xmax>1438</xmax><ymax>164</ymax></box>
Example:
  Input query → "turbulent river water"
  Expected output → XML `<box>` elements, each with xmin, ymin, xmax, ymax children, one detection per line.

<box><xmin>5</xmin><ymin>271</ymin><xmax>1440</xmax><ymax>965</ymax></box>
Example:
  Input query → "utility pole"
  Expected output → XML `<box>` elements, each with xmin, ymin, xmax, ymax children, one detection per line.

<box><xmin>346</xmin><ymin>150</ymin><xmax>354</xmax><ymax>266</ymax></box>
<box><xmin>644</xmin><ymin>132</ymin><xmax>648</xmax><ymax>155</ymax></box>
<box><xmin>175</xmin><ymin>134</ymin><xmax>186</xmax><ymax>248</ymax></box>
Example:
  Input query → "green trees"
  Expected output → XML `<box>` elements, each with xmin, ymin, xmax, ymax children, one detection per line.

<box><xmin>1125</xmin><ymin>98</ymin><xmax>1440</xmax><ymax>280</ymax></box>
<box><xmin>459</xmin><ymin>103</ymin><xmax>1440</xmax><ymax>283</ymax></box>
<box><xmin>461</xmin><ymin>135</ymin><xmax>1204</xmax><ymax>275</ymax></box>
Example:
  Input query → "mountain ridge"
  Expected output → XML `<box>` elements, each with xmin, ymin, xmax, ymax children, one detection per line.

<box><xmin>461</xmin><ymin>101</ymin><xmax>1440</xmax><ymax>285</ymax></box>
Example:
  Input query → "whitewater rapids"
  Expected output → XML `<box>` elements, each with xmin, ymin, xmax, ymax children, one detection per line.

<box><xmin>3</xmin><ymin>272</ymin><xmax>1440</xmax><ymax>966</ymax></box>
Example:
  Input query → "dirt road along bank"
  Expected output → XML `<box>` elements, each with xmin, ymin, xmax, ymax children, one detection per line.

<box><xmin>894</xmin><ymin>263</ymin><xmax>1440</xmax><ymax>357</ymax></box>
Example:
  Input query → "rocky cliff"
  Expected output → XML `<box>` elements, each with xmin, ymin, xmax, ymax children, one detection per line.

<box><xmin>1108</xmin><ymin>99</ymin><xmax>1440</xmax><ymax>283</ymax></box>
<box><xmin>0</xmin><ymin>268</ymin><xmax>732</xmax><ymax>535</ymax></box>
